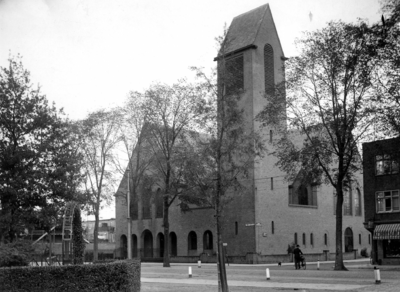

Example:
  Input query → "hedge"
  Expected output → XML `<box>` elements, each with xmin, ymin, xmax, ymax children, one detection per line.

<box><xmin>0</xmin><ymin>259</ymin><xmax>140</xmax><ymax>292</ymax></box>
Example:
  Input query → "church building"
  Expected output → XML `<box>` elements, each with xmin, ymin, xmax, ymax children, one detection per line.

<box><xmin>114</xmin><ymin>4</ymin><xmax>370</xmax><ymax>263</ymax></box>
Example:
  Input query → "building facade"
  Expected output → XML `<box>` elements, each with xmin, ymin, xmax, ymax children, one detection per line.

<box><xmin>115</xmin><ymin>4</ymin><xmax>370</xmax><ymax>263</ymax></box>
<box><xmin>363</xmin><ymin>137</ymin><xmax>400</xmax><ymax>265</ymax></box>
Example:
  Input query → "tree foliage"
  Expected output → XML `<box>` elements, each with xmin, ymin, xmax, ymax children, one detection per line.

<box><xmin>0</xmin><ymin>56</ymin><xmax>84</xmax><ymax>243</ymax></box>
<box><xmin>257</xmin><ymin>21</ymin><xmax>377</xmax><ymax>270</ymax></box>
<box><xmin>72</xmin><ymin>207</ymin><xmax>85</xmax><ymax>265</ymax></box>
<box><xmin>139</xmin><ymin>81</ymin><xmax>207</xmax><ymax>267</ymax></box>
<box><xmin>372</xmin><ymin>0</ymin><xmax>400</xmax><ymax>136</ymax></box>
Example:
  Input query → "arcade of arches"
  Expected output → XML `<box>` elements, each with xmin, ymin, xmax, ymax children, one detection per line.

<box><xmin>119</xmin><ymin>230</ymin><xmax>214</xmax><ymax>258</ymax></box>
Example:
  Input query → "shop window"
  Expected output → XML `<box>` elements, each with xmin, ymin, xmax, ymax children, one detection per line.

<box><xmin>383</xmin><ymin>239</ymin><xmax>400</xmax><ymax>258</ymax></box>
<box><xmin>376</xmin><ymin>190</ymin><xmax>399</xmax><ymax>213</ymax></box>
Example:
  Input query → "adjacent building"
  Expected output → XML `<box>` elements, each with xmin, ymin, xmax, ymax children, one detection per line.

<box><xmin>363</xmin><ymin>137</ymin><xmax>400</xmax><ymax>265</ymax></box>
<box><xmin>114</xmin><ymin>3</ymin><xmax>370</xmax><ymax>263</ymax></box>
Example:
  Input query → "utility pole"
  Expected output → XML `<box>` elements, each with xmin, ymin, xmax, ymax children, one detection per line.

<box><xmin>127</xmin><ymin>166</ymin><xmax>132</xmax><ymax>259</ymax></box>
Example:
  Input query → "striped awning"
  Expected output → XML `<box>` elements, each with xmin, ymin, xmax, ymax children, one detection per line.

<box><xmin>373</xmin><ymin>224</ymin><xmax>400</xmax><ymax>240</ymax></box>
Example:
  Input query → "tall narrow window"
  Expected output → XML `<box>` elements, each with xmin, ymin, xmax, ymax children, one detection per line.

<box><xmin>310</xmin><ymin>233</ymin><xmax>314</xmax><ymax>246</ymax></box>
<box><xmin>235</xmin><ymin>221</ymin><xmax>238</xmax><ymax>235</ymax></box>
<box><xmin>302</xmin><ymin>233</ymin><xmax>306</xmax><ymax>246</ymax></box>
<box><xmin>324</xmin><ymin>233</ymin><xmax>328</xmax><ymax>246</ymax></box>
<box><xmin>344</xmin><ymin>187</ymin><xmax>353</xmax><ymax>216</ymax></box>
<box><xmin>271</xmin><ymin>177</ymin><xmax>274</xmax><ymax>190</ymax></box>
<box><xmin>294</xmin><ymin>233</ymin><xmax>298</xmax><ymax>245</ymax></box>
<box><xmin>368</xmin><ymin>234</ymin><xmax>371</xmax><ymax>244</ymax></box>
<box><xmin>271</xmin><ymin>221</ymin><xmax>274</xmax><ymax>234</ymax></box>
<box><xmin>359</xmin><ymin>234</ymin><xmax>362</xmax><ymax>245</ymax></box>
<box><xmin>264</xmin><ymin>44</ymin><xmax>274</xmax><ymax>96</ymax></box>
<box><xmin>354</xmin><ymin>188</ymin><xmax>362</xmax><ymax>216</ymax></box>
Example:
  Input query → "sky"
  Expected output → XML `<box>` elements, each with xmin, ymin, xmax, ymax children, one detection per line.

<box><xmin>0</xmin><ymin>0</ymin><xmax>382</xmax><ymax>219</ymax></box>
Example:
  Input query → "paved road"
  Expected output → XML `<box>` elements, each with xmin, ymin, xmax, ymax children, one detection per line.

<box><xmin>141</xmin><ymin>259</ymin><xmax>400</xmax><ymax>291</ymax></box>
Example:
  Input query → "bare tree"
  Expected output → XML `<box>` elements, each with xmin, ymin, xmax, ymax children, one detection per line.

<box><xmin>189</xmin><ymin>32</ymin><xmax>265</xmax><ymax>291</ymax></box>
<box><xmin>79</xmin><ymin>109</ymin><xmax>122</xmax><ymax>261</ymax></box>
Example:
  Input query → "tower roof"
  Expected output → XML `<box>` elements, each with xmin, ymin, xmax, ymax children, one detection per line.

<box><xmin>221</xmin><ymin>4</ymin><xmax>283</xmax><ymax>56</ymax></box>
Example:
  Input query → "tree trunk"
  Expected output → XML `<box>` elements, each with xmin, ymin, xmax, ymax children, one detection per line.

<box><xmin>93</xmin><ymin>202</ymin><xmax>100</xmax><ymax>262</ymax></box>
<box><xmin>216</xmin><ymin>172</ymin><xmax>228</xmax><ymax>292</ymax></box>
<box><xmin>334</xmin><ymin>185</ymin><xmax>347</xmax><ymax>270</ymax></box>
<box><xmin>163</xmin><ymin>195</ymin><xmax>170</xmax><ymax>267</ymax></box>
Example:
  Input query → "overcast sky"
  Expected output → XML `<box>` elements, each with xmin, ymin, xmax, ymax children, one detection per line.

<box><xmin>0</xmin><ymin>0</ymin><xmax>382</xmax><ymax>219</ymax></box>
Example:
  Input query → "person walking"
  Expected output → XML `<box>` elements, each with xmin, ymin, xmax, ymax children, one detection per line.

<box><xmin>293</xmin><ymin>245</ymin><xmax>303</xmax><ymax>269</ymax></box>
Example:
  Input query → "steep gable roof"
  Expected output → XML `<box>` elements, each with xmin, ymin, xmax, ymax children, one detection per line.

<box><xmin>220</xmin><ymin>4</ymin><xmax>284</xmax><ymax>57</ymax></box>
<box><xmin>224</xmin><ymin>4</ymin><xmax>269</xmax><ymax>54</ymax></box>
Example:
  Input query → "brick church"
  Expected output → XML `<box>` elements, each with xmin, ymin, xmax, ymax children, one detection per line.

<box><xmin>114</xmin><ymin>4</ymin><xmax>370</xmax><ymax>263</ymax></box>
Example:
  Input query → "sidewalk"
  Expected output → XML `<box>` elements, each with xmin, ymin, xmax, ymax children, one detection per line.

<box><xmin>142</xmin><ymin>277</ymin><xmax>369</xmax><ymax>291</ymax></box>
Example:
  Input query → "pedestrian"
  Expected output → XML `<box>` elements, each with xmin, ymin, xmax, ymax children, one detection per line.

<box><xmin>293</xmin><ymin>244</ymin><xmax>303</xmax><ymax>269</ymax></box>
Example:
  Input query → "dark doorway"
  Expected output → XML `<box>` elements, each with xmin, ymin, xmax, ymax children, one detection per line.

<box><xmin>142</xmin><ymin>230</ymin><xmax>153</xmax><ymax>258</ymax></box>
<box><xmin>169</xmin><ymin>232</ymin><xmax>177</xmax><ymax>256</ymax></box>
<box><xmin>157</xmin><ymin>233</ymin><xmax>165</xmax><ymax>258</ymax></box>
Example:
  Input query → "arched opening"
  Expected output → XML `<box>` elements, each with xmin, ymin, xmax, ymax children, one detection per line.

<box><xmin>264</xmin><ymin>44</ymin><xmax>274</xmax><ymax>96</ymax></box>
<box><xmin>120</xmin><ymin>234</ymin><xmax>127</xmax><ymax>259</ymax></box>
<box><xmin>157</xmin><ymin>232</ymin><xmax>165</xmax><ymax>258</ymax></box>
<box><xmin>188</xmin><ymin>231</ymin><xmax>197</xmax><ymax>255</ymax></box>
<box><xmin>169</xmin><ymin>232</ymin><xmax>177</xmax><ymax>256</ymax></box>
<box><xmin>203</xmin><ymin>230</ymin><xmax>213</xmax><ymax>252</ymax></box>
<box><xmin>132</xmin><ymin>234</ymin><xmax>138</xmax><ymax>258</ymax></box>
<box><xmin>141</xmin><ymin>229</ymin><xmax>153</xmax><ymax>258</ymax></box>
<box><xmin>344</xmin><ymin>227</ymin><xmax>354</xmax><ymax>252</ymax></box>
<box><xmin>324</xmin><ymin>233</ymin><xmax>328</xmax><ymax>246</ymax></box>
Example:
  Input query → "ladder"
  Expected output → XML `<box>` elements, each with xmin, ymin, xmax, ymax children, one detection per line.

<box><xmin>62</xmin><ymin>202</ymin><xmax>78</xmax><ymax>241</ymax></box>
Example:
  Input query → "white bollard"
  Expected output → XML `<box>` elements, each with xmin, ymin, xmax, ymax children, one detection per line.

<box><xmin>317</xmin><ymin>261</ymin><xmax>320</xmax><ymax>270</ymax></box>
<box><xmin>374</xmin><ymin>267</ymin><xmax>381</xmax><ymax>284</ymax></box>
<box><xmin>189</xmin><ymin>266</ymin><xmax>192</xmax><ymax>278</ymax></box>
<box><xmin>198</xmin><ymin>260</ymin><xmax>201</xmax><ymax>268</ymax></box>
<box><xmin>266</xmin><ymin>268</ymin><xmax>270</xmax><ymax>280</ymax></box>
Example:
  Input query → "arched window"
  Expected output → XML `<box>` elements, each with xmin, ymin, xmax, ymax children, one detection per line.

<box><xmin>344</xmin><ymin>227</ymin><xmax>353</xmax><ymax>252</ymax></box>
<box><xmin>203</xmin><ymin>230</ymin><xmax>213</xmax><ymax>250</ymax></box>
<box><xmin>302</xmin><ymin>233</ymin><xmax>306</xmax><ymax>246</ymax></box>
<box><xmin>188</xmin><ymin>231</ymin><xmax>197</xmax><ymax>250</ymax></box>
<box><xmin>271</xmin><ymin>221</ymin><xmax>274</xmax><ymax>234</ymax></box>
<box><xmin>294</xmin><ymin>233</ymin><xmax>298</xmax><ymax>245</ymax></box>
<box><xmin>264</xmin><ymin>44</ymin><xmax>274</xmax><ymax>96</ymax></box>
<box><xmin>324</xmin><ymin>233</ymin><xmax>328</xmax><ymax>246</ymax></box>
<box><xmin>235</xmin><ymin>222</ymin><xmax>238</xmax><ymax>235</ymax></box>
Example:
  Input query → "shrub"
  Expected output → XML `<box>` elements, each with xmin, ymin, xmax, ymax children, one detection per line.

<box><xmin>0</xmin><ymin>259</ymin><xmax>141</xmax><ymax>292</ymax></box>
<box><xmin>360</xmin><ymin>247</ymin><xmax>369</xmax><ymax>258</ymax></box>
<box><xmin>0</xmin><ymin>240</ymin><xmax>35</xmax><ymax>267</ymax></box>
